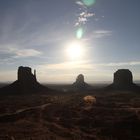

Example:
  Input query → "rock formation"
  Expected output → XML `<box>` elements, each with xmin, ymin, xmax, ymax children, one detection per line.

<box><xmin>113</xmin><ymin>69</ymin><xmax>133</xmax><ymax>88</ymax></box>
<box><xmin>0</xmin><ymin>66</ymin><xmax>50</xmax><ymax>94</ymax></box>
<box><xmin>18</xmin><ymin>66</ymin><xmax>36</xmax><ymax>82</ymax></box>
<box><xmin>72</xmin><ymin>74</ymin><xmax>91</xmax><ymax>90</ymax></box>
<box><xmin>18</xmin><ymin>66</ymin><xmax>37</xmax><ymax>87</ymax></box>
<box><xmin>107</xmin><ymin>69</ymin><xmax>140</xmax><ymax>91</ymax></box>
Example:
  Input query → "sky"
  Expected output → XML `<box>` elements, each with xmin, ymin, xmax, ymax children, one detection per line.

<box><xmin>0</xmin><ymin>0</ymin><xmax>140</xmax><ymax>83</ymax></box>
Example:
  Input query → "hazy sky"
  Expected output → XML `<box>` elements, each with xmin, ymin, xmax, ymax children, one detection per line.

<box><xmin>0</xmin><ymin>0</ymin><xmax>140</xmax><ymax>83</ymax></box>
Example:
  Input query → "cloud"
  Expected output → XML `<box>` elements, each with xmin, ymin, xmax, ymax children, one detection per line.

<box><xmin>98</xmin><ymin>61</ymin><xmax>140</xmax><ymax>67</ymax></box>
<box><xmin>13</xmin><ymin>48</ymin><xmax>42</xmax><ymax>58</ymax></box>
<box><xmin>75</xmin><ymin>1</ymin><xmax>95</xmax><ymax>26</ymax></box>
<box><xmin>0</xmin><ymin>45</ymin><xmax>42</xmax><ymax>58</ymax></box>
<box><xmin>94</xmin><ymin>30</ymin><xmax>112</xmax><ymax>38</ymax></box>
<box><xmin>1</xmin><ymin>60</ymin><xmax>140</xmax><ymax>82</ymax></box>
<box><xmin>37</xmin><ymin>60</ymin><xmax>140</xmax><ymax>82</ymax></box>
<box><xmin>82</xmin><ymin>29</ymin><xmax>112</xmax><ymax>41</ymax></box>
<box><xmin>75</xmin><ymin>11</ymin><xmax>95</xmax><ymax>26</ymax></box>
<box><xmin>38</xmin><ymin>60</ymin><xmax>94</xmax><ymax>71</ymax></box>
<box><xmin>0</xmin><ymin>12</ymin><xmax>69</xmax><ymax>62</ymax></box>
<box><xmin>76</xmin><ymin>1</ymin><xmax>86</xmax><ymax>8</ymax></box>
<box><xmin>36</xmin><ymin>60</ymin><xmax>97</xmax><ymax>83</ymax></box>
<box><xmin>37</xmin><ymin>60</ymin><xmax>140</xmax><ymax>74</ymax></box>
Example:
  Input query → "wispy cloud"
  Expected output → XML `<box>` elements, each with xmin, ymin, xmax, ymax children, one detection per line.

<box><xmin>37</xmin><ymin>61</ymin><xmax>140</xmax><ymax>73</ymax></box>
<box><xmin>38</xmin><ymin>60</ymin><xmax>94</xmax><ymax>71</ymax></box>
<box><xmin>0</xmin><ymin>20</ymin><xmax>65</xmax><ymax>61</ymax></box>
<box><xmin>1</xmin><ymin>60</ymin><xmax>140</xmax><ymax>82</ymax></box>
<box><xmin>13</xmin><ymin>48</ymin><xmax>42</xmax><ymax>58</ymax></box>
<box><xmin>76</xmin><ymin>1</ymin><xmax>86</xmax><ymax>8</ymax></box>
<box><xmin>98</xmin><ymin>61</ymin><xmax>140</xmax><ymax>67</ymax></box>
<box><xmin>36</xmin><ymin>60</ymin><xmax>96</xmax><ymax>83</ymax></box>
<box><xmin>94</xmin><ymin>30</ymin><xmax>112</xmax><ymax>38</ymax></box>
<box><xmin>0</xmin><ymin>45</ymin><xmax>42</xmax><ymax>59</ymax></box>
<box><xmin>35</xmin><ymin>60</ymin><xmax>140</xmax><ymax>83</ymax></box>
<box><xmin>82</xmin><ymin>29</ymin><xmax>112</xmax><ymax>41</ymax></box>
<box><xmin>75</xmin><ymin>1</ymin><xmax>95</xmax><ymax>26</ymax></box>
<box><xmin>37</xmin><ymin>60</ymin><xmax>140</xmax><ymax>77</ymax></box>
<box><xmin>75</xmin><ymin>11</ymin><xmax>95</xmax><ymax>26</ymax></box>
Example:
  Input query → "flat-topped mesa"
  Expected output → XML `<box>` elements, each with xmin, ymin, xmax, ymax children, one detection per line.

<box><xmin>106</xmin><ymin>69</ymin><xmax>140</xmax><ymax>91</ymax></box>
<box><xmin>113</xmin><ymin>69</ymin><xmax>133</xmax><ymax>88</ymax></box>
<box><xmin>18</xmin><ymin>66</ymin><xmax>37</xmax><ymax>84</ymax></box>
<box><xmin>0</xmin><ymin>66</ymin><xmax>49</xmax><ymax>94</ymax></box>
<box><xmin>72</xmin><ymin>74</ymin><xmax>90</xmax><ymax>90</ymax></box>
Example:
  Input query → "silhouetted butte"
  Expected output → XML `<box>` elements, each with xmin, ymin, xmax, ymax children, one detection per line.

<box><xmin>0</xmin><ymin>66</ymin><xmax>50</xmax><ymax>94</ymax></box>
<box><xmin>72</xmin><ymin>74</ymin><xmax>91</xmax><ymax>90</ymax></box>
<box><xmin>106</xmin><ymin>69</ymin><xmax>140</xmax><ymax>91</ymax></box>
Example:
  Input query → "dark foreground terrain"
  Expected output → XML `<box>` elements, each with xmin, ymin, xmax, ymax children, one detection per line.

<box><xmin>0</xmin><ymin>87</ymin><xmax>140</xmax><ymax>140</ymax></box>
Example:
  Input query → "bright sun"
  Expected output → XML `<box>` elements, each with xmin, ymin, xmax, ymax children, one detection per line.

<box><xmin>66</xmin><ymin>41</ymin><xmax>84</xmax><ymax>59</ymax></box>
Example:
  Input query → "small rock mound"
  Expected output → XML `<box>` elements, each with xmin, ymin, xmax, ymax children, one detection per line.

<box><xmin>0</xmin><ymin>66</ymin><xmax>50</xmax><ymax>94</ymax></box>
<box><xmin>107</xmin><ymin>69</ymin><xmax>140</xmax><ymax>91</ymax></box>
<box><xmin>72</xmin><ymin>74</ymin><xmax>91</xmax><ymax>90</ymax></box>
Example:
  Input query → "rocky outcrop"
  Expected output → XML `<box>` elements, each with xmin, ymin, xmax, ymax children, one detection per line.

<box><xmin>17</xmin><ymin>66</ymin><xmax>38</xmax><ymax>89</ymax></box>
<box><xmin>18</xmin><ymin>66</ymin><xmax>37</xmax><ymax>83</ymax></box>
<box><xmin>0</xmin><ymin>66</ymin><xmax>50</xmax><ymax>94</ymax></box>
<box><xmin>72</xmin><ymin>74</ymin><xmax>91</xmax><ymax>90</ymax></box>
<box><xmin>107</xmin><ymin>69</ymin><xmax>140</xmax><ymax>91</ymax></box>
<box><xmin>113</xmin><ymin>69</ymin><xmax>133</xmax><ymax>88</ymax></box>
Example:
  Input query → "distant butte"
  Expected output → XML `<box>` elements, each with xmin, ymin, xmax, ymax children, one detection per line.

<box><xmin>72</xmin><ymin>74</ymin><xmax>91</xmax><ymax>91</ymax></box>
<box><xmin>106</xmin><ymin>69</ymin><xmax>140</xmax><ymax>91</ymax></box>
<box><xmin>0</xmin><ymin>66</ymin><xmax>50</xmax><ymax>94</ymax></box>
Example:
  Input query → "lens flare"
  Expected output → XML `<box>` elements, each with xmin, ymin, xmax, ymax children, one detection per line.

<box><xmin>82</xmin><ymin>0</ymin><xmax>96</xmax><ymax>6</ymax></box>
<box><xmin>76</xmin><ymin>28</ymin><xmax>84</xmax><ymax>39</ymax></box>
<box><xmin>83</xmin><ymin>95</ymin><xmax>96</xmax><ymax>106</ymax></box>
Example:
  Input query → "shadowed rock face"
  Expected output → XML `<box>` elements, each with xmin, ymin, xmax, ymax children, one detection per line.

<box><xmin>0</xmin><ymin>66</ymin><xmax>49</xmax><ymax>94</ymax></box>
<box><xmin>113</xmin><ymin>69</ymin><xmax>133</xmax><ymax>88</ymax></box>
<box><xmin>107</xmin><ymin>69</ymin><xmax>140</xmax><ymax>91</ymax></box>
<box><xmin>76</xmin><ymin>74</ymin><xmax>85</xmax><ymax>84</ymax></box>
<box><xmin>72</xmin><ymin>74</ymin><xmax>90</xmax><ymax>90</ymax></box>
<box><xmin>18</xmin><ymin>66</ymin><xmax>37</xmax><ymax>85</ymax></box>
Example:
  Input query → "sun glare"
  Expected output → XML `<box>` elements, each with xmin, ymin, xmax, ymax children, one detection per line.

<box><xmin>66</xmin><ymin>41</ymin><xmax>84</xmax><ymax>60</ymax></box>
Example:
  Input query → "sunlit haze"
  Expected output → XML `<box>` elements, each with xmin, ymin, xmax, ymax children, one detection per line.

<box><xmin>66</xmin><ymin>41</ymin><xmax>84</xmax><ymax>60</ymax></box>
<box><xmin>0</xmin><ymin>0</ymin><xmax>140</xmax><ymax>83</ymax></box>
